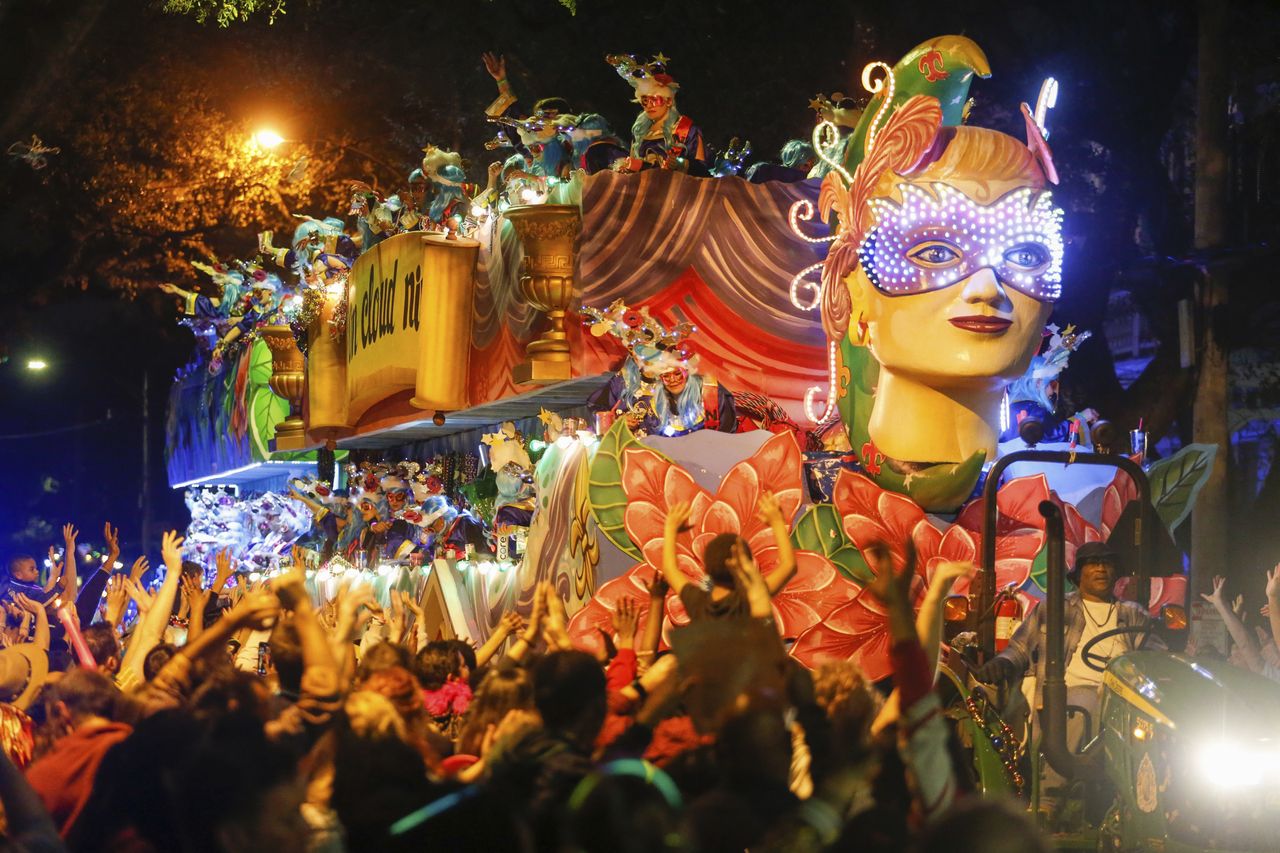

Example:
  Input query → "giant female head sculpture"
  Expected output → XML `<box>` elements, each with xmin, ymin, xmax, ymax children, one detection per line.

<box><xmin>817</xmin><ymin>37</ymin><xmax>1061</xmax><ymax>509</ymax></box>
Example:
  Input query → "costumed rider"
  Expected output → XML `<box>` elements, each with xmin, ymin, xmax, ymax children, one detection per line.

<box><xmin>348</xmin><ymin>181</ymin><xmax>419</xmax><ymax>253</ymax></box>
<box><xmin>1000</xmin><ymin>323</ymin><xmax>1096</xmax><ymax>444</ymax></box>
<box><xmin>259</xmin><ymin>216</ymin><xmax>356</xmax><ymax>291</ymax></box>
<box><xmin>481</xmin><ymin>51</ymin><xmax>575</xmax><ymax>181</ymax></box>
<box><xmin>164</xmin><ymin>262</ymin><xmax>284</xmax><ymax>372</ymax></box>
<box><xmin>158</xmin><ymin>260</ymin><xmax>256</xmax><ymax>356</ymax></box>
<box><xmin>972</xmin><ymin>542</ymin><xmax>1162</xmax><ymax>811</ymax></box>
<box><xmin>482</xmin><ymin>422</ymin><xmax>536</xmax><ymax>559</ymax></box>
<box><xmin>286</xmin><ymin>476</ymin><xmax>348</xmax><ymax>560</ymax></box>
<box><xmin>567</xmin><ymin>113</ymin><xmax>629</xmax><ymax>175</ymax></box>
<box><xmin>606</xmin><ymin>53</ymin><xmax>708</xmax><ymax>175</ymax></box>
<box><xmin>415</xmin><ymin>495</ymin><xmax>491</xmax><ymax>560</ymax></box>
<box><xmin>746</xmin><ymin>139</ymin><xmax>817</xmax><ymax>184</ymax></box>
<box><xmin>409</xmin><ymin>146</ymin><xmax>483</xmax><ymax>237</ymax></box>
<box><xmin>583</xmin><ymin>300</ymin><xmax>737</xmax><ymax>437</ymax></box>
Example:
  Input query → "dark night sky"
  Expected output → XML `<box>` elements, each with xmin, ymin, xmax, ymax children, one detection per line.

<box><xmin>0</xmin><ymin>0</ymin><xmax>1275</xmax><ymax>560</ymax></box>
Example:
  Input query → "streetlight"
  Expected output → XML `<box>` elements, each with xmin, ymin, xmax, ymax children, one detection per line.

<box><xmin>25</xmin><ymin>358</ymin><xmax>48</xmax><ymax>371</ymax></box>
<box><xmin>253</xmin><ymin>128</ymin><xmax>285</xmax><ymax>149</ymax></box>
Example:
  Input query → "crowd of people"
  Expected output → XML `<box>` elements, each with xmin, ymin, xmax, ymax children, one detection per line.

<box><xmin>1</xmin><ymin>498</ymin><xmax>1278</xmax><ymax>852</ymax></box>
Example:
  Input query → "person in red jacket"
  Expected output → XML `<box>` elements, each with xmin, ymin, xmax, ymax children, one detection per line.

<box><xmin>25</xmin><ymin>668</ymin><xmax>131</xmax><ymax>838</ymax></box>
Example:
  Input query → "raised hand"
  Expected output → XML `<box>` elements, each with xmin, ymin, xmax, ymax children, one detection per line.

<box><xmin>481</xmin><ymin>51</ymin><xmax>507</xmax><ymax>81</ymax></box>
<box><xmin>181</xmin><ymin>573</ymin><xmax>210</xmax><ymax>613</ymax></box>
<box><xmin>46</xmin><ymin>547</ymin><xmax>64</xmax><ymax>577</ymax></box>
<box><xmin>756</xmin><ymin>491</ymin><xmax>785</xmax><ymax>527</ymax></box>
<box><xmin>229</xmin><ymin>590</ymin><xmax>279</xmax><ymax>631</ymax></box>
<box><xmin>931</xmin><ymin>559</ymin><xmax>975</xmax><ymax>591</ymax></box>
<box><xmin>664</xmin><ymin>501</ymin><xmax>693</xmax><ymax>535</ymax></box>
<box><xmin>213</xmin><ymin>550</ymin><xmax>234</xmax><ymax>592</ymax></box>
<box><xmin>129</xmin><ymin>556</ymin><xmax>149</xmax><ymax>584</ymax></box>
<box><xmin>611</xmin><ymin>598</ymin><xmax>640</xmax><ymax>648</ymax></box>
<box><xmin>271</xmin><ymin>563</ymin><xmax>310</xmax><ymax>611</ymax></box>
<box><xmin>104</xmin><ymin>574</ymin><xmax>130</xmax><ymax>626</ymax></box>
<box><xmin>1200</xmin><ymin>575</ymin><xmax>1227</xmax><ymax>610</ymax></box>
<box><xmin>1267</xmin><ymin>567</ymin><xmax>1280</xmax><ymax>603</ymax></box>
<box><xmin>125</xmin><ymin>579</ymin><xmax>156</xmax><ymax>615</ymax></box>
<box><xmin>62</xmin><ymin>523</ymin><xmax>79</xmax><ymax>549</ymax></box>
<box><xmin>160</xmin><ymin>530</ymin><xmax>185</xmax><ymax>572</ymax></box>
<box><xmin>866</xmin><ymin>541</ymin><xmax>915</xmax><ymax>609</ymax></box>
<box><xmin>103</xmin><ymin>522</ymin><xmax>120</xmax><ymax>558</ymax></box>
<box><xmin>497</xmin><ymin>611</ymin><xmax>524</xmax><ymax>637</ymax></box>
<box><xmin>646</xmin><ymin>572</ymin><xmax>670</xmax><ymax>600</ymax></box>
<box><xmin>13</xmin><ymin>593</ymin><xmax>41</xmax><ymax>615</ymax></box>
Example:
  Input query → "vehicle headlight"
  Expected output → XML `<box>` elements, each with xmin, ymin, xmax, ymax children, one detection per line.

<box><xmin>1197</xmin><ymin>740</ymin><xmax>1279</xmax><ymax>789</ymax></box>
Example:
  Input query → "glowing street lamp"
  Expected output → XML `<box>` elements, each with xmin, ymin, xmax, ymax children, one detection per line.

<box><xmin>25</xmin><ymin>358</ymin><xmax>48</xmax><ymax>371</ymax></box>
<box><xmin>253</xmin><ymin>128</ymin><xmax>286</xmax><ymax>149</ymax></box>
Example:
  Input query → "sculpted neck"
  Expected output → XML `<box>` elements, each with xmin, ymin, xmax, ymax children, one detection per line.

<box><xmin>868</xmin><ymin>369</ymin><xmax>1003</xmax><ymax>464</ymax></box>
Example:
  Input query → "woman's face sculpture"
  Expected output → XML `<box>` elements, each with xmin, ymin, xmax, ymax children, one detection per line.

<box><xmin>358</xmin><ymin>499</ymin><xmax>379</xmax><ymax>522</ymax></box>
<box><xmin>850</xmin><ymin>176</ymin><xmax>1062</xmax><ymax>387</ymax></box>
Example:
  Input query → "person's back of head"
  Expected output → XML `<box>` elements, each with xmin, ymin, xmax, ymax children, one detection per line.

<box><xmin>715</xmin><ymin>707</ymin><xmax>792</xmax><ymax>790</ymax></box>
<box><xmin>42</xmin><ymin>667</ymin><xmax>120</xmax><ymax>728</ymax></box>
<box><xmin>702</xmin><ymin>533</ymin><xmax>749</xmax><ymax>589</ymax></box>
<box><xmin>444</xmin><ymin>638</ymin><xmax>477</xmax><ymax>681</ymax></box>
<box><xmin>458</xmin><ymin>666</ymin><xmax>534</xmax><ymax>755</ymax></box>
<box><xmin>143</xmin><ymin>642</ymin><xmax>178</xmax><ymax>682</ymax></box>
<box><xmin>813</xmin><ymin>659</ymin><xmax>879</xmax><ymax>760</ymax></box>
<box><xmin>176</xmin><ymin>712</ymin><xmax>304</xmax><ymax>853</ymax></box>
<box><xmin>189</xmin><ymin>667</ymin><xmax>271</xmax><ymax>723</ymax></box>
<box><xmin>414</xmin><ymin>641</ymin><xmax>460</xmax><ymax>691</ymax></box>
<box><xmin>268</xmin><ymin>617</ymin><xmax>303</xmax><ymax>695</ymax></box>
<box><xmin>357</xmin><ymin>640</ymin><xmax>411</xmax><ymax>683</ymax></box>
<box><xmin>81</xmin><ymin>623</ymin><xmax>122</xmax><ymax>675</ymax></box>
<box><xmin>564</xmin><ymin>760</ymin><xmax>688</xmax><ymax>853</ymax></box>
<box><xmin>912</xmin><ymin>797</ymin><xmax>1049</xmax><ymax>853</ymax></box>
<box><xmin>533</xmin><ymin>650</ymin><xmax>606</xmax><ymax>741</ymax></box>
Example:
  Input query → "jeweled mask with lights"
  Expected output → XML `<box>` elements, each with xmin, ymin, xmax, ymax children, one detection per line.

<box><xmin>857</xmin><ymin>184</ymin><xmax>1064</xmax><ymax>301</ymax></box>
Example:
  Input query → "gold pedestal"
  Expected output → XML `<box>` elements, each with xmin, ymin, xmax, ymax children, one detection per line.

<box><xmin>505</xmin><ymin>204</ymin><xmax>581</xmax><ymax>386</ymax></box>
<box><xmin>260</xmin><ymin>325</ymin><xmax>307</xmax><ymax>450</ymax></box>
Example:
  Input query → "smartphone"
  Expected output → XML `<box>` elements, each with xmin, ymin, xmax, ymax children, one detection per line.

<box><xmin>257</xmin><ymin>641</ymin><xmax>271</xmax><ymax>676</ymax></box>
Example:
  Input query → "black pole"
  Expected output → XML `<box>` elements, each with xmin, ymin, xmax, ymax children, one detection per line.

<box><xmin>140</xmin><ymin>370</ymin><xmax>152</xmax><ymax>552</ymax></box>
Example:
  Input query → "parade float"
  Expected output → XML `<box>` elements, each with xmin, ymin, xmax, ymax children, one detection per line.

<box><xmin>159</xmin><ymin>34</ymin><xmax>1280</xmax><ymax>849</ymax></box>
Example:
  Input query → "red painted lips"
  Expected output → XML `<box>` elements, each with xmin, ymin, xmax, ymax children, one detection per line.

<box><xmin>949</xmin><ymin>315</ymin><xmax>1013</xmax><ymax>334</ymax></box>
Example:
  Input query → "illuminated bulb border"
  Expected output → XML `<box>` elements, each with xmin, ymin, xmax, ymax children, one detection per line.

<box><xmin>861</xmin><ymin>62</ymin><xmax>896</xmax><ymax>154</ymax></box>
<box><xmin>804</xmin><ymin>341</ymin><xmax>839</xmax><ymax>424</ymax></box>
<box><xmin>811</xmin><ymin>120</ymin><xmax>851</xmax><ymax>185</ymax></box>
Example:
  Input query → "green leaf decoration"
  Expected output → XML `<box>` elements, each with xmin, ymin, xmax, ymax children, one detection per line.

<box><xmin>1029</xmin><ymin>545</ymin><xmax>1048</xmax><ymax>592</ymax></box>
<box><xmin>841</xmin><ymin>35</ymin><xmax>992</xmax><ymax>177</ymax></box>
<box><xmin>247</xmin><ymin>386</ymin><xmax>288</xmax><ymax>460</ymax></box>
<box><xmin>587</xmin><ymin>418</ymin><xmax>670</xmax><ymax>561</ymax></box>
<box><xmin>790</xmin><ymin>504</ymin><xmax>872</xmax><ymax>585</ymax></box>
<box><xmin>248</xmin><ymin>339</ymin><xmax>273</xmax><ymax>386</ymax></box>
<box><xmin>1147</xmin><ymin>443</ymin><xmax>1218</xmax><ymax>533</ymax></box>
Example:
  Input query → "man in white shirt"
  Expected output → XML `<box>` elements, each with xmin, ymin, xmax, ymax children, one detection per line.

<box><xmin>975</xmin><ymin>541</ymin><xmax>1161</xmax><ymax>808</ymax></box>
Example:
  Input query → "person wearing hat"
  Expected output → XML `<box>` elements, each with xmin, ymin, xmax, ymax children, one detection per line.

<box><xmin>481</xmin><ymin>52</ymin><xmax>575</xmax><ymax>180</ymax></box>
<box><xmin>605</xmin><ymin>53</ymin><xmax>708</xmax><ymax>175</ymax></box>
<box><xmin>973</xmin><ymin>539</ymin><xmax>1160</xmax><ymax>811</ymax></box>
<box><xmin>0</xmin><ymin>642</ymin><xmax>48</xmax><ymax>713</ymax></box>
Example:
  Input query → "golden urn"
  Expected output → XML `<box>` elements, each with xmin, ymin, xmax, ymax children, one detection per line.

<box><xmin>259</xmin><ymin>324</ymin><xmax>307</xmax><ymax>450</ymax></box>
<box><xmin>505</xmin><ymin>204</ymin><xmax>581</xmax><ymax>385</ymax></box>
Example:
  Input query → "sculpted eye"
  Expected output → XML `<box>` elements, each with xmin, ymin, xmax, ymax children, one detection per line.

<box><xmin>908</xmin><ymin>242</ymin><xmax>961</xmax><ymax>267</ymax></box>
<box><xmin>1004</xmin><ymin>243</ymin><xmax>1050</xmax><ymax>269</ymax></box>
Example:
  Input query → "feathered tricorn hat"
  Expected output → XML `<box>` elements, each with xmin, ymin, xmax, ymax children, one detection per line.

<box><xmin>606</xmin><ymin>53</ymin><xmax>679</xmax><ymax>102</ymax></box>
<box><xmin>582</xmin><ymin>299</ymin><xmax>698</xmax><ymax>374</ymax></box>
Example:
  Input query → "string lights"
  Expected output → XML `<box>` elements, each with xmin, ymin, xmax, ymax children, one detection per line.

<box><xmin>861</xmin><ymin>61</ymin><xmax>896</xmax><ymax>154</ymax></box>
<box><xmin>804</xmin><ymin>341</ymin><xmax>840</xmax><ymax>424</ymax></box>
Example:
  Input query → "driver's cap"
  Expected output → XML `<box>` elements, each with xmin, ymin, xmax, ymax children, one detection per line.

<box><xmin>1072</xmin><ymin>541</ymin><xmax>1118</xmax><ymax>578</ymax></box>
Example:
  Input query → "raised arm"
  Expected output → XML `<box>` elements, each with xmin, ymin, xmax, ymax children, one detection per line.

<box><xmin>120</xmin><ymin>530</ymin><xmax>185</xmax><ymax>681</ymax></box>
<box><xmin>505</xmin><ymin>581</ymin><xmax>548</xmax><ymax>664</ymax></box>
<box><xmin>476</xmin><ymin>611</ymin><xmax>524</xmax><ymax>668</ymax></box>
<box><xmin>729</xmin><ymin>541</ymin><xmax>773</xmax><ymax>619</ymax></box>
<box><xmin>638</xmin><ymin>573</ymin><xmax>669</xmax><ymax>670</ymax></box>
<box><xmin>660</xmin><ymin>502</ymin><xmax>693</xmax><ymax>596</ymax></box>
<box><xmin>1267</xmin><ymin>568</ymin><xmax>1280</xmax><ymax>660</ymax></box>
<box><xmin>59</xmin><ymin>524</ymin><xmax>80</xmax><ymax>601</ymax></box>
<box><xmin>1200</xmin><ymin>575</ymin><xmax>1261</xmax><ymax>671</ymax></box>
<box><xmin>14</xmin><ymin>595</ymin><xmax>49</xmax><ymax>651</ymax></box>
<box><xmin>757</xmin><ymin>492</ymin><xmax>797</xmax><ymax>596</ymax></box>
<box><xmin>40</xmin><ymin>547</ymin><xmax>62</xmax><ymax>596</ymax></box>
<box><xmin>873</xmin><ymin>559</ymin><xmax>973</xmax><ymax>734</ymax></box>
